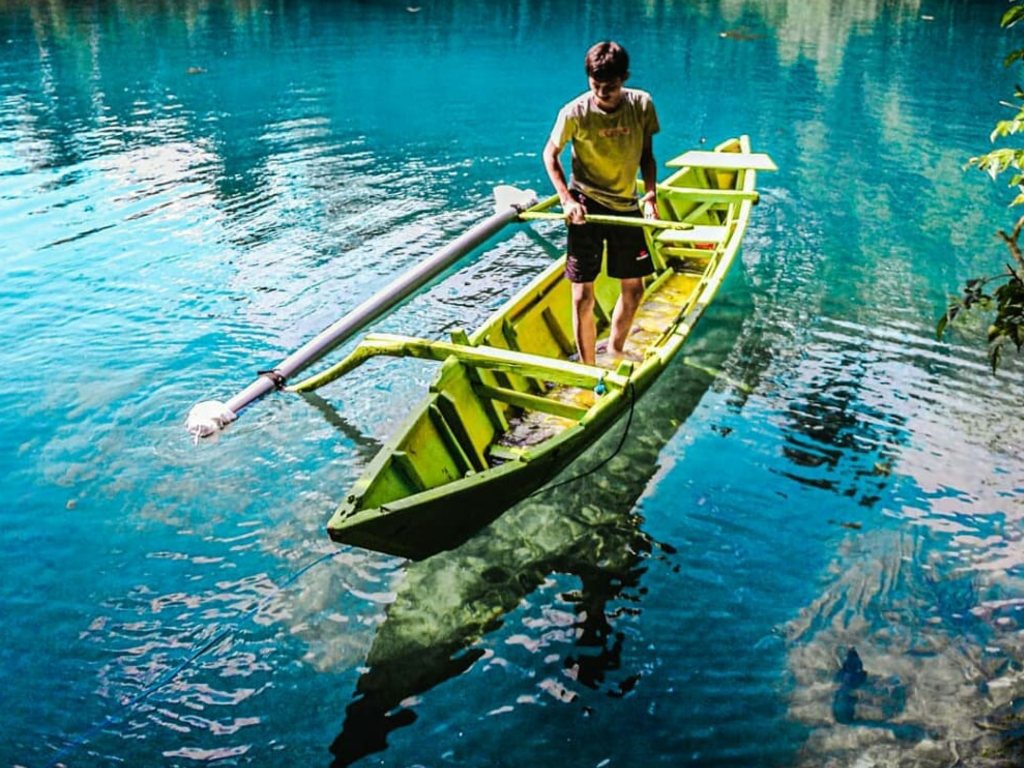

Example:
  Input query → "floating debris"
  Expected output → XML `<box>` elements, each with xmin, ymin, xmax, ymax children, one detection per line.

<box><xmin>827</xmin><ymin>519</ymin><xmax>863</xmax><ymax>530</ymax></box>
<box><xmin>186</xmin><ymin>66</ymin><xmax>207</xmax><ymax>75</ymax></box>
<box><xmin>719</xmin><ymin>28</ymin><xmax>762</xmax><ymax>41</ymax></box>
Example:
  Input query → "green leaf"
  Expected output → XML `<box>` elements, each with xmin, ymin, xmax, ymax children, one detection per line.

<box><xmin>1002</xmin><ymin>4</ymin><xmax>1024</xmax><ymax>28</ymax></box>
<box><xmin>991</xmin><ymin>119</ymin><xmax>1024</xmax><ymax>139</ymax></box>
<box><xmin>974</xmin><ymin>149</ymin><xmax>1024</xmax><ymax>179</ymax></box>
<box><xmin>1006</xmin><ymin>49</ymin><xmax>1024</xmax><ymax>68</ymax></box>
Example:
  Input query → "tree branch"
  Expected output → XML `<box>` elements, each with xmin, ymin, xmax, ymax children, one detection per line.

<box><xmin>997</xmin><ymin>213</ymin><xmax>1024</xmax><ymax>273</ymax></box>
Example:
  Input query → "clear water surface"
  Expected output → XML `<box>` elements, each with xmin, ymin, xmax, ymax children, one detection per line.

<box><xmin>2</xmin><ymin>1</ymin><xmax>1023</xmax><ymax>766</ymax></box>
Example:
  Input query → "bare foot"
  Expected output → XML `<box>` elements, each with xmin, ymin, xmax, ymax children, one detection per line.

<box><xmin>608</xmin><ymin>346</ymin><xmax>643</xmax><ymax>362</ymax></box>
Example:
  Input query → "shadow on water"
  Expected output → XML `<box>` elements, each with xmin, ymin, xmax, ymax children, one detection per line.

<box><xmin>327</xmin><ymin>283</ymin><xmax>759</xmax><ymax>765</ymax></box>
<box><xmin>298</xmin><ymin>392</ymin><xmax>384</xmax><ymax>459</ymax></box>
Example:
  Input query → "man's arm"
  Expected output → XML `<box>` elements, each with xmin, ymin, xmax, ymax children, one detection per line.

<box><xmin>639</xmin><ymin>134</ymin><xmax>659</xmax><ymax>218</ymax></box>
<box><xmin>542</xmin><ymin>139</ymin><xmax>585</xmax><ymax>224</ymax></box>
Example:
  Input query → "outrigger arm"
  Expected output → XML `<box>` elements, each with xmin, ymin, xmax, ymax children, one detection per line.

<box><xmin>184</xmin><ymin>185</ymin><xmax>676</xmax><ymax>439</ymax></box>
<box><xmin>185</xmin><ymin>188</ymin><xmax>539</xmax><ymax>439</ymax></box>
<box><xmin>288</xmin><ymin>332</ymin><xmax>631</xmax><ymax>393</ymax></box>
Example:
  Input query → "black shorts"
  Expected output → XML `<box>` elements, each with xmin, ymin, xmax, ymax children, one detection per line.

<box><xmin>565</xmin><ymin>190</ymin><xmax>654</xmax><ymax>283</ymax></box>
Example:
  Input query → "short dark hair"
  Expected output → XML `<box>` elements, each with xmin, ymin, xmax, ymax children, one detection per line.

<box><xmin>584</xmin><ymin>41</ymin><xmax>629</xmax><ymax>81</ymax></box>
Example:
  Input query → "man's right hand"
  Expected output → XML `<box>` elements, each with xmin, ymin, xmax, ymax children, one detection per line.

<box><xmin>563</xmin><ymin>198</ymin><xmax>586</xmax><ymax>225</ymax></box>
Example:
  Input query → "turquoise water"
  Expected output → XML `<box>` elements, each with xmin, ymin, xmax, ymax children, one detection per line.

<box><xmin>3</xmin><ymin>0</ymin><xmax>1024</xmax><ymax>765</ymax></box>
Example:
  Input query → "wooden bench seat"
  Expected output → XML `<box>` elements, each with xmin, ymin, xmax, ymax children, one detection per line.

<box><xmin>661</xmin><ymin>187</ymin><xmax>759</xmax><ymax>204</ymax></box>
<box><xmin>666</xmin><ymin>151</ymin><xmax>778</xmax><ymax>171</ymax></box>
<box><xmin>655</xmin><ymin>224</ymin><xmax>728</xmax><ymax>245</ymax></box>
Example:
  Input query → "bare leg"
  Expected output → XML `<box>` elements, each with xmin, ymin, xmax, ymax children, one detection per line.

<box><xmin>572</xmin><ymin>281</ymin><xmax>597</xmax><ymax>365</ymax></box>
<box><xmin>609</xmin><ymin>277</ymin><xmax>644</xmax><ymax>354</ymax></box>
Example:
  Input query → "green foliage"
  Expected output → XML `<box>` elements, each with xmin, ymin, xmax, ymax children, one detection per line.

<box><xmin>941</xmin><ymin>1</ymin><xmax>1024</xmax><ymax>370</ymax></box>
<box><xmin>939</xmin><ymin>237</ymin><xmax>1024</xmax><ymax>372</ymax></box>
<box><xmin>1004</xmin><ymin>3</ymin><xmax>1024</xmax><ymax>28</ymax></box>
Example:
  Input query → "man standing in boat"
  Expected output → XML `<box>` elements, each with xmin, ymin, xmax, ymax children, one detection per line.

<box><xmin>542</xmin><ymin>40</ymin><xmax>660</xmax><ymax>365</ymax></box>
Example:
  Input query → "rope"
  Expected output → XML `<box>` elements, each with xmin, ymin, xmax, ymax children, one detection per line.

<box><xmin>525</xmin><ymin>380</ymin><xmax>637</xmax><ymax>500</ymax></box>
<box><xmin>43</xmin><ymin>548</ymin><xmax>346</xmax><ymax>768</ymax></box>
<box><xmin>257</xmin><ymin>367</ymin><xmax>288</xmax><ymax>389</ymax></box>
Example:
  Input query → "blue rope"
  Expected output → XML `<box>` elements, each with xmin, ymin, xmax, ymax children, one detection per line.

<box><xmin>526</xmin><ymin>380</ymin><xmax>637</xmax><ymax>499</ymax></box>
<box><xmin>42</xmin><ymin>548</ymin><xmax>346</xmax><ymax>768</ymax></box>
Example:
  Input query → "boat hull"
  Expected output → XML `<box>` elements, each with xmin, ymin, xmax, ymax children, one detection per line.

<box><xmin>318</xmin><ymin>136</ymin><xmax>774</xmax><ymax>557</ymax></box>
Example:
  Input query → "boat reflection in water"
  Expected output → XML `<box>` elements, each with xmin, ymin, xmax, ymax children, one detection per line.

<box><xmin>328</xmin><ymin>304</ymin><xmax>753</xmax><ymax>765</ymax></box>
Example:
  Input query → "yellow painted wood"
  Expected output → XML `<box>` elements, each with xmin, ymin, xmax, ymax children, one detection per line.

<box><xmin>475</xmin><ymin>383</ymin><xmax>590</xmax><ymax>421</ymax></box>
<box><xmin>660</xmin><ymin>246</ymin><xmax>716</xmax><ymax>261</ymax></box>
<box><xmin>661</xmin><ymin>187</ymin><xmax>759</xmax><ymax>203</ymax></box>
<box><xmin>666</xmin><ymin>150</ymin><xmax>778</xmax><ymax>171</ymax></box>
<box><xmin>390</xmin><ymin>452</ymin><xmax>425</xmax><ymax>492</ymax></box>
<box><xmin>295</xmin><ymin>332</ymin><xmax>630</xmax><ymax>392</ymax></box>
<box><xmin>427</xmin><ymin>403</ymin><xmax>476</xmax><ymax>475</ymax></box>
<box><xmin>517</xmin><ymin>211</ymin><xmax>694</xmax><ymax>231</ymax></box>
<box><xmin>487</xmin><ymin>444</ymin><xmax>527</xmax><ymax>462</ymax></box>
<box><xmin>655</xmin><ymin>225</ymin><xmax>728</xmax><ymax>244</ymax></box>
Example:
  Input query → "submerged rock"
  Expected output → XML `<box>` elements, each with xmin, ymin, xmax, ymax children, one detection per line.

<box><xmin>832</xmin><ymin>648</ymin><xmax>910</xmax><ymax>732</ymax></box>
<box><xmin>837</xmin><ymin>648</ymin><xmax>867</xmax><ymax>689</ymax></box>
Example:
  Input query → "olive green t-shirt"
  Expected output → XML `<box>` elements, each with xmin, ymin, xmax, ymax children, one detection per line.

<box><xmin>549</xmin><ymin>88</ymin><xmax>660</xmax><ymax>211</ymax></box>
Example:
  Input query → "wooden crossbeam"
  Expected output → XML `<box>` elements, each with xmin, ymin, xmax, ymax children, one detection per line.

<box><xmin>475</xmin><ymin>384</ymin><xmax>589</xmax><ymax>421</ymax></box>
<box><xmin>291</xmin><ymin>333</ymin><xmax>630</xmax><ymax>392</ymax></box>
<box><xmin>518</xmin><ymin>210</ymin><xmax>693</xmax><ymax>231</ymax></box>
<box><xmin>655</xmin><ymin>225</ymin><xmax>728</xmax><ymax>245</ymax></box>
<box><xmin>661</xmin><ymin>187</ymin><xmax>760</xmax><ymax>203</ymax></box>
<box><xmin>666</xmin><ymin>151</ymin><xmax>778</xmax><ymax>171</ymax></box>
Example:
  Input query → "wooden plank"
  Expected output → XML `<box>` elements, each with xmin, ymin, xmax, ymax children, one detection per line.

<box><xmin>427</xmin><ymin>403</ymin><xmax>475</xmax><ymax>475</ymax></box>
<box><xmin>476</xmin><ymin>383</ymin><xmax>589</xmax><ymax>421</ymax></box>
<box><xmin>666</xmin><ymin>151</ymin><xmax>778</xmax><ymax>171</ymax></box>
<box><xmin>662</xmin><ymin>187</ymin><xmax>759</xmax><ymax>203</ymax></box>
<box><xmin>661</xmin><ymin>246</ymin><xmax>716</xmax><ymax>260</ymax></box>
<box><xmin>391</xmin><ymin>451</ymin><xmax>425</xmax><ymax>492</ymax></box>
<box><xmin>488</xmin><ymin>444</ymin><xmax>527</xmax><ymax>463</ymax></box>
<box><xmin>519</xmin><ymin>210</ymin><xmax>693</xmax><ymax>231</ymax></box>
<box><xmin>684</xmin><ymin>201</ymin><xmax>715</xmax><ymax>221</ymax></box>
<box><xmin>656</xmin><ymin>225</ymin><xmax>728</xmax><ymax>245</ymax></box>
<box><xmin>344</xmin><ymin>333</ymin><xmax>630</xmax><ymax>390</ymax></box>
<box><xmin>541</xmin><ymin>306</ymin><xmax>575</xmax><ymax>357</ymax></box>
<box><xmin>436</xmin><ymin>393</ymin><xmax>488</xmax><ymax>471</ymax></box>
<box><xmin>448</xmin><ymin>330</ymin><xmax>509</xmax><ymax>432</ymax></box>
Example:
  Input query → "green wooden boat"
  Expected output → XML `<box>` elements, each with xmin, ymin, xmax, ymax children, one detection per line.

<box><xmin>292</xmin><ymin>135</ymin><xmax>775</xmax><ymax>559</ymax></box>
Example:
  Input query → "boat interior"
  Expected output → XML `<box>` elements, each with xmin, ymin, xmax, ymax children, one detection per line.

<box><xmin>340</xmin><ymin>138</ymin><xmax>764</xmax><ymax>511</ymax></box>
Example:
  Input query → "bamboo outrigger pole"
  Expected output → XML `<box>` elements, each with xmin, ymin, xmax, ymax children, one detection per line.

<box><xmin>185</xmin><ymin>187</ymin><xmax>540</xmax><ymax>439</ymax></box>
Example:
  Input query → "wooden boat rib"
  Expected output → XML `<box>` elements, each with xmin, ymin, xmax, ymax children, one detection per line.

<box><xmin>292</xmin><ymin>135</ymin><xmax>775</xmax><ymax>559</ymax></box>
